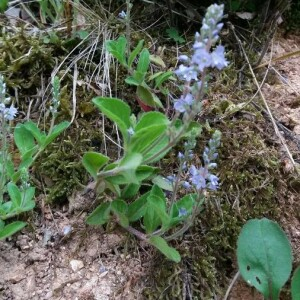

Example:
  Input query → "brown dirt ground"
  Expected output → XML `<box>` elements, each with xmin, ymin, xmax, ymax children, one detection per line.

<box><xmin>1</xmin><ymin>33</ymin><xmax>300</xmax><ymax>300</ymax></box>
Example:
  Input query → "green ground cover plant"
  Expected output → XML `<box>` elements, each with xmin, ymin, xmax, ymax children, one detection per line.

<box><xmin>0</xmin><ymin>75</ymin><xmax>69</xmax><ymax>239</ymax></box>
<box><xmin>83</xmin><ymin>3</ymin><xmax>228</xmax><ymax>262</ymax></box>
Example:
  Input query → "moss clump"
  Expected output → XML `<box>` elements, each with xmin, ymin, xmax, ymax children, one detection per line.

<box><xmin>34</xmin><ymin>119</ymin><xmax>102</xmax><ymax>203</ymax></box>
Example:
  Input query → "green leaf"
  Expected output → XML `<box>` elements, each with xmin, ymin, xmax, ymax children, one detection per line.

<box><xmin>105</xmin><ymin>165</ymin><xmax>157</xmax><ymax>185</ymax></box>
<box><xmin>86</xmin><ymin>202</ymin><xmax>111</xmax><ymax>226</ymax></box>
<box><xmin>152</xmin><ymin>175</ymin><xmax>173</xmax><ymax>192</ymax></box>
<box><xmin>23</xmin><ymin>121</ymin><xmax>46</xmax><ymax>145</ymax></box>
<box><xmin>170</xmin><ymin>194</ymin><xmax>197</xmax><ymax>218</ymax></box>
<box><xmin>7</xmin><ymin>182</ymin><xmax>22</xmax><ymax>207</ymax></box>
<box><xmin>154</xmin><ymin>71</ymin><xmax>174</xmax><ymax>89</ymax></box>
<box><xmin>128</xmin><ymin>40</ymin><xmax>144</xmax><ymax>69</ymax></box>
<box><xmin>166</xmin><ymin>28</ymin><xmax>185</xmax><ymax>43</ymax></box>
<box><xmin>111</xmin><ymin>199</ymin><xmax>129</xmax><ymax>227</ymax></box>
<box><xmin>127</xmin><ymin>192</ymin><xmax>149</xmax><ymax>222</ymax></box>
<box><xmin>20</xmin><ymin>187</ymin><xmax>35</xmax><ymax>210</ymax></box>
<box><xmin>237</xmin><ymin>218</ymin><xmax>293</xmax><ymax>300</ymax></box>
<box><xmin>121</xmin><ymin>183</ymin><xmax>140</xmax><ymax>199</ymax></box>
<box><xmin>0</xmin><ymin>221</ymin><xmax>27</xmax><ymax>240</ymax></box>
<box><xmin>292</xmin><ymin>266</ymin><xmax>300</xmax><ymax>300</ymax></box>
<box><xmin>135</xmin><ymin>111</ymin><xmax>169</xmax><ymax>132</ymax></box>
<box><xmin>125</xmin><ymin>76</ymin><xmax>140</xmax><ymax>86</ymax></box>
<box><xmin>0</xmin><ymin>0</ymin><xmax>8</xmax><ymax>13</ymax></box>
<box><xmin>105</xmin><ymin>36</ymin><xmax>127</xmax><ymax>66</ymax></box>
<box><xmin>118</xmin><ymin>153</ymin><xmax>143</xmax><ymax>184</ymax></box>
<box><xmin>143</xmin><ymin>186</ymin><xmax>166</xmax><ymax>233</ymax></box>
<box><xmin>149</xmin><ymin>55</ymin><xmax>166</xmax><ymax>69</ymax></box>
<box><xmin>129</xmin><ymin>124</ymin><xmax>169</xmax><ymax>163</ymax></box>
<box><xmin>82</xmin><ymin>152</ymin><xmax>109</xmax><ymax>179</ymax></box>
<box><xmin>14</xmin><ymin>125</ymin><xmax>35</xmax><ymax>156</ymax></box>
<box><xmin>136</xmin><ymin>85</ymin><xmax>156</xmax><ymax>107</ymax></box>
<box><xmin>148</xmin><ymin>195</ymin><xmax>170</xmax><ymax>229</ymax></box>
<box><xmin>93</xmin><ymin>97</ymin><xmax>131</xmax><ymax>144</ymax></box>
<box><xmin>43</xmin><ymin>121</ymin><xmax>70</xmax><ymax>148</ymax></box>
<box><xmin>149</xmin><ymin>236</ymin><xmax>181</xmax><ymax>262</ymax></box>
<box><xmin>137</xmin><ymin>48</ymin><xmax>150</xmax><ymax>75</ymax></box>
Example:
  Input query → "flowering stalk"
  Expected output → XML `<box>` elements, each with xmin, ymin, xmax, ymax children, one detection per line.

<box><xmin>143</xmin><ymin>4</ymin><xmax>227</xmax><ymax>165</ymax></box>
<box><xmin>0</xmin><ymin>75</ymin><xmax>17</xmax><ymax>204</ymax></box>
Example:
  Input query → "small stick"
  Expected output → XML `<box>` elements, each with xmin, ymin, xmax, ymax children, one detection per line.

<box><xmin>223</xmin><ymin>271</ymin><xmax>240</xmax><ymax>300</ymax></box>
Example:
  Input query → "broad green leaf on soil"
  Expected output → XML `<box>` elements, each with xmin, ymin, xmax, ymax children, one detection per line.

<box><xmin>43</xmin><ymin>121</ymin><xmax>70</xmax><ymax>148</ymax></box>
<box><xmin>7</xmin><ymin>182</ymin><xmax>22</xmax><ymax>207</ymax></box>
<box><xmin>137</xmin><ymin>48</ymin><xmax>150</xmax><ymax>75</ymax></box>
<box><xmin>121</xmin><ymin>183</ymin><xmax>140</xmax><ymax>199</ymax></box>
<box><xmin>135</xmin><ymin>111</ymin><xmax>169</xmax><ymax>132</ymax></box>
<box><xmin>149</xmin><ymin>236</ymin><xmax>181</xmax><ymax>263</ymax></box>
<box><xmin>111</xmin><ymin>199</ymin><xmax>129</xmax><ymax>227</ymax></box>
<box><xmin>105</xmin><ymin>36</ymin><xmax>127</xmax><ymax>66</ymax></box>
<box><xmin>128</xmin><ymin>40</ymin><xmax>144</xmax><ymax>69</ymax></box>
<box><xmin>23</xmin><ymin>121</ymin><xmax>46</xmax><ymax>145</ymax></box>
<box><xmin>127</xmin><ymin>191</ymin><xmax>149</xmax><ymax>222</ymax></box>
<box><xmin>237</xmin><ymin>218</ymin><xmax>292</xmax><ymax>300</ymax></box>
<box><xmin>86</xmin><ymin>202</ymin><xmax>111</xmax><ymax>226</ymax></box>
<box><xmin>136</xmin><ymin>85</ymin><xmax>156</xmax><ymax>107</ymax></box>
<box><xmin>291</xmin><ymin>266</ymin><xmax>300</xmax><ymax>300</ymax></box>
<box><xmin>0</xmin><ymin>221</ymin><xmax>26</xmax><ymax>240</ymax></box>
<box><xmin>14</xmin><ymin>125</ymin><xmax>35</xmax><ymax>155</ymax></box>
<box><xmin>82</xmin><ymin>152</ymin><xmax>109</xmax><ymax>179</ymax></box>
<box><xmin>92</xmin><ymin>97</ymin><xmax>131</xmax><ymax>143</ymax></box>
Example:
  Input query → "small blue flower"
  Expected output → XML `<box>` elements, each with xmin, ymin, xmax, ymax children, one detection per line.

<box><xmin>182</xmin><ymin>181</ymin><xmax>191</xmax><ymax>189</ymax></box>
<box><xmin>191</xmin><ymin>48</ymin><xmax>212</xmax><ymax>72</ymax></box>
<box><xmin>4</xmin><ymin>106</ymin><xmax>17</xmax><ymax>120</ymax></box>
<box><xmin>166</xmin><ymin>175</ymin><xmax>176</xmax><ymax>183</ymax></box>
<box><xmin>127</xmin><ymin>127</ymin><xmax>134</xmax><ymax>136</ymax></box>
<box><xmin>118</xmin><ymin>10</ymin><xmax>127</xmax><ymax>18</ymax></box>
<box><xmin>207</xmin><ymin>174</ymin><xmax>219</xmax><ymax>190</ymax></box>
<box><xmin>174</xmin><ymin>93</ymin><xmax>194</xmax><ymax>113</ymax></box>
<box><xmin>175</xmin><ymin>65</ymin><xmax>198</xmax><ymax>81</ymax></box>
<box><xmin>211</xmin><ymin>45</ymin><xmax>228</xmax><ymax>70</ymax></box>
<box><xmin>189</xmin><ymin>165</ymin><xmax>208</xmax><ymax>190</ymax></box>
<box><xmin>178</xmin><ymin>207</ymin><xmax>188</xmax><ymax>218</ymax></box>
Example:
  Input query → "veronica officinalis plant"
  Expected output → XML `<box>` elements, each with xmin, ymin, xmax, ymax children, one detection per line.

<box><xmin>0</xmin><ymin>75</ymin><xmax>70</xmax><ymax>240</ymax></box>
<box><xmin>83</xmin><ymin>4</ymin><xmax>227</xmax><ymax>262</ymax></box>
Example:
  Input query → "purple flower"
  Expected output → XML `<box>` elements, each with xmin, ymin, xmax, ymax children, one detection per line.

<box><xmin>211</xmin><ymin>45</ymin><xmax>228</xmax><ymax>70</ymax></box>
<box><xmin>182</xmin><ymin>181</ymin><xmax>191</xmax><ymax>189</ymax></box>
<box><xmin>189</xmin><ymin>165</ymin><xmax>208</xmax><ymax>190</ymax></box>
<box><xmin>178</xmin><ymin>207</ymin><xmax>188</xmax><ymax>217</ymax></box>
<box><xmin>174</xmin><ymin>93</ymin><xmax>194</xmax><ymax>113</ymax></box>
<box><xmin>178</xmin><ymin>152</ymin><xmax>184</xmax><ymax>159</ymax></box>
<box><xmin>207</xmin><ymin>174</ymin><xmax>219</xmax><ymax>190</ymax></box>
<box><xmin>191</xmin><ymin>48</ymin><xmax>212</xmax><ymax>72</ymax></box>
<box><xmin>118</xmin><ymin>10</ymin><xmax>127</xmax><ymax>18</ymax></box>
<box><xmin>174</xmin><ymin>65</ymin><xmax>198</xmax><ymax>81</ymax></box>
<box><xmin>3</xmin><ymin>106</ymin><xmax>17</xmax><ymax>120</ymax></box>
